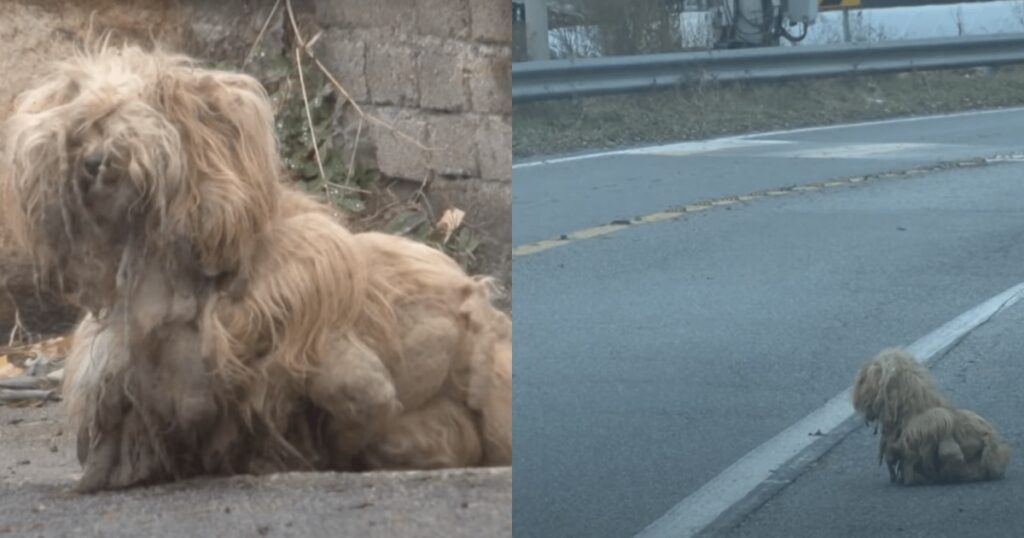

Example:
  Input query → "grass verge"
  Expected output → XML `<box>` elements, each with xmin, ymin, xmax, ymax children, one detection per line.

<box><xmin>513</xmin><ymin>65</ymin><xmax>1024</xmax><ymax>159</ymax></box>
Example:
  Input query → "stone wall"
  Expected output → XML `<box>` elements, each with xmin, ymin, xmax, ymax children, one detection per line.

<box><xmin>320</xmin><ymin>0</ymin><xmax>511</xmax><ymax>297</ymax></box>
<box><xmin>182</xmin><ymin>0</ymin><xmax>513</xmax><ymax>299</ymax></box>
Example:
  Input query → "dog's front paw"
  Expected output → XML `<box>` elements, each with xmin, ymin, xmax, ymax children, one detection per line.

<box><xmin>887</xmin><ymin>460</ymin><xmax>899</xmax><ymax>483</ymax></box>
<box><xmin>73</xmin><ymin>408</ymin><xmax>171</xmax><ymax>493</ymax></box>
<box><xmin>74</xmin><ymin>431</ymin><xmax>120</xmax><ymax>493</ymax></box>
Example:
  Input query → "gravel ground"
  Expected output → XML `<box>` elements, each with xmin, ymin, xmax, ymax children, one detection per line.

<box><xmin>513</xmin><ymin>65</ymin><xmax>1024</xmax><ymax>158</ymax></box>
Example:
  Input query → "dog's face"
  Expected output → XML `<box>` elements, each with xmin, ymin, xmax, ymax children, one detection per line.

<box><xmin>2</xmin><ymin>45</ymin><xmax>283</xmax><ymax>304</ymax></box>
<box><xmin>67</xmin><ymin>97</ymin><xmax>182</xmax><ymax>234</ymax></box>
<box><xmin>3</xmin><ymin>50</ymin><xmax>184</xmax><ymax>272</ymax></box>
<box><xmin>852</xmin><ymin>358</ymin><xmax>885</xmax><ymax>424</ymax></box>
<box><xmin>1</xmin><ymin>57</ymin><xmax>189</xmax><ymax>308</ymax></box>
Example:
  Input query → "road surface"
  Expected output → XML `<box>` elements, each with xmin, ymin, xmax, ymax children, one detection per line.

<box><xmin>512</xmin><ymin>108</ymin><xmax>1024</xmax><ymax>537</ymax></box>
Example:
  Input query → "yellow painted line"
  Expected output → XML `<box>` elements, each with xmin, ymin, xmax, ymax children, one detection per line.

<box><xmin>512</xmin><ymin>239</ymin><xmax>570</xmax><ymax>257</ymax></box>
<box><xmin>637</xmin><ymin>212</ymin><xmax>685</xmax><ymax>223</ymax></box>
<box><xmin>513</xmin><ymin>165</ymin><xmax>910</xmax><ymax>259</ymax></box>
<box><xmin>569</xmin><ymin>223</ymin><xmax>630</xmax><ymax>240</ymax></box>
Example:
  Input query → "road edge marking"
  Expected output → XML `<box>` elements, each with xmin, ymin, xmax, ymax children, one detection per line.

<box><xmin>634</xmin><ymin>282</ymin><xmax>1024</xmax><ymax>538</ymax></box>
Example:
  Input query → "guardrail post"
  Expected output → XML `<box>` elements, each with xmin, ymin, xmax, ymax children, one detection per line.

<box><xmin>524</xmin><ymin>0</ymin><xmax>550</xmax><ymax>61</ymax></box>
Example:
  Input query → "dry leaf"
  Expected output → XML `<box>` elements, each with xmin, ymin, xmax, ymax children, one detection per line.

<box><xmin>436</xmin><ymin>208</ymin><xmax>466</xmax><ymax>244</ymax></box>
<box><xmin>35</xmin><ymin>336</ymin><xmax>70</xmax><ymax>360</ymax></box>
<box><xmin>0</xmin><ymin>355</ymin><xmax>24</xmax><ymax>380</ymax></box>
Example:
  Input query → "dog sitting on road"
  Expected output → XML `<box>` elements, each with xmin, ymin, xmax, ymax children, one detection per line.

<box><xmin>851</xmin><ymin>348</ymin><xmax>1010</xmax><ymax>485</ymax></box>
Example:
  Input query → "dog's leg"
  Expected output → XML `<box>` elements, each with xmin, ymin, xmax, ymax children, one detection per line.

<box><xmin>392</xmin><ymin>304</ymin><xmax>461</xmax><ymax>410</ymax></box>
<box><xmin>937</xmin><ymin>436</ymin><xmax>966</xmax><ymax>482</ymax></box>
<box><xmin>76</xmin><ymin>368</ymin><xmax>175</xmax><ymax>492</ymax></box>
<box><xmin>466</xmin><ymin>332</ymin><xmax>511</xmax><ymax>466</ymax></box>
<box><xmin>945</xmin><ymin>414</ymin><xmax>1011</xmax><ymax>482</ymax></box>
<box><xmin>63</xmin><ymin>318</ymin><xmax>130</xmax><ymax>492</ymax></box>
<box><xmin>75</xmin><ymin>430</ymin><xmax>120</xmax><ymax>493</ymax></box>
<box><xmin>880</xmin><ymin>433</ymin><xmax>903</xmax><ymax>484</ymax></box>
<box><xmin>360</xmin><ymin>397</ymin><xmax>483</xmax><ymax>470</ymax></box>
<box><xmin>980</xmin><ymin>439</ymin><xmax>1011</xmax><ymax>480</ymax></box>
<box><xmin>307</xmin><ymin>335</ymin><xmax>403</xmax><ymax>463</ymax></box>
<box><xmin>899</xmin><ymin>459</ymin><xmax>924</xmax><ymax>486</ymax></box>
<box><xmin>452</xmin><ymin>289</ymin><xmax>512</xmax><ymax>466</ymax></box>
<box><xmin>73</xmin><ymin>368</ymin><xmax>134</xmax><ymax>493</ymax></box>
<box><xmin>886</xmin><ymin>453</ymin><xmax>900</xmax><ymax>483</ymax></box>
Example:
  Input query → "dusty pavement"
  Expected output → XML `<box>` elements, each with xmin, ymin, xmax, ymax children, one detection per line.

<box><xmin>0</xmin><ymin>405</ymin><xmax>511</xmax><ymax>538</ymax></box>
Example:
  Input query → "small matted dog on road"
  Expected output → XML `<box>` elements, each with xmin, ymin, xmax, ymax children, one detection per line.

<box><xmin>852</xmin><ymin>348</ymin><xmax>1010</xmax><ymax>486</ymax></box>
<box><xmin>0</xmin><ymin>42</ymin><xmax>511</xmax><ymax>492</ymax></box>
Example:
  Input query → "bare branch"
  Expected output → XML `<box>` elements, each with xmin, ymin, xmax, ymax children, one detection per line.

<box><xmin>243</xmin><ymin>0</ymin><xmax>282</xmax><ymax>68</ymax></box>
<box><xmin>294</xmin><ymin>47</ymin><xmax>327</xmax><ymax>186</ymax></box>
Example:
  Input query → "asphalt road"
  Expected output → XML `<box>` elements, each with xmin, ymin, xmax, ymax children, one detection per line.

<box><xmin>513</xmin><ymin>107</ymin><xmax>1024</xmax><ymax>246</ymax></box>
<box><xmin>512</xmin><ymin>109</ymin><xmax>1024</xmax><ymax>537</ymax></box>
<box><xmin>717</xmin><ymin>299</ymin><xmax>1024</xmax><ymax>538</ymax></box>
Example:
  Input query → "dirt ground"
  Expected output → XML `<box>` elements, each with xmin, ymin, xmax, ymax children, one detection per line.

<box><xmin>513</xmin><ymin>65</ymin><xmax>1024</xmax><ymax>158</ymax></box>
<box><xmin>0</xmin><ymin>405</ymin><xmax>511</xmax><ymax>538</ymax></box>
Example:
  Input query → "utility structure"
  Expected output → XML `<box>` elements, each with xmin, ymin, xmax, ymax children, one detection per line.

<box><xmin>512</xmin><ymin>0</ymin><xmax>858</xmax><ymax>60</ymax></box>
<box><xmin>709</xmin><ymin>0</ymin><xmax>828</xmax><ymax>47</ymax></box>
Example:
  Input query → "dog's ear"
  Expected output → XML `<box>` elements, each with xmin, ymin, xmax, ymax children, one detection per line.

<box><xmin>154</xmin><ymin>65</ymin><xmax>280</xmax><ymax>278</ymax></box>
<box><xmin>880</xmin><ymin>369</ymin><xmax>904</xmax><ymax>428</ymax></box>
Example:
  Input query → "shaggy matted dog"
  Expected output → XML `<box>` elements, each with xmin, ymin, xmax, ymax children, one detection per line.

<box><xmin>852</xmin><ymin>348</ymin><xmax>1009</xmax><ymax>486</ymax></box>
<box><xmin>1</xmin><ymin>43</ymin><xmax>511</xmax><ymax>492</ymax></box>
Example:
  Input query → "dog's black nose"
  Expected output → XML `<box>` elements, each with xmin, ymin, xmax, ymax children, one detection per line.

<box><xmin>83</xmin><ymin>152</ymin><xmax>104</xmax><ymax>177</ymax></box>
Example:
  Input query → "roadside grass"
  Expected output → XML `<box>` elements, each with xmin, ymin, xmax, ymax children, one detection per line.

<box><xmin>513</xmin><ymin>65</ymin><xmax>1024</xmax><ymax>159</ymax></box>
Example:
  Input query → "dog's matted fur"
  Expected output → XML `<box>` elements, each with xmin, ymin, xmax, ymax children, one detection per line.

<box><xmin>1</xmin><ymin>43</ymin><xmax>511</xmax><ymax>491</ymax></box>
<box><xmin>851</xmin><ymin>348</ymin><xmax>1009</xmax><ymax>485</ymax></box>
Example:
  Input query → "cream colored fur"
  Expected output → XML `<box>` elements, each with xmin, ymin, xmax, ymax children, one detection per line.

<box><xmin>851</xmin><ymin>348</ymin><xmax>1009</xmax><ymax>485</ymax></box>
<box><xmin>2</xmin><ymin>43</ymin><xmax>511</xmax><ymax>491</ymax></box>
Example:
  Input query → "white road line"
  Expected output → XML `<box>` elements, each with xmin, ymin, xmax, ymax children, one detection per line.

<box><xmin>776</xmin><ymin>142</ymin><xmax>951</xmax><ymax>160</ymax></box>
<box><xmin>630</xmin><ymin>138</ymin><xmax>793</xmax><ymax>157</ymax></box>
<box><xmin>635</xmin><ymin>281</ymin><xmax>1024</xmax><ymax>538</ymax></box>
<box><xmin>512</xmin><ymin>106</ymin><xmax>1024</xmax><ymax>170</ymax></box>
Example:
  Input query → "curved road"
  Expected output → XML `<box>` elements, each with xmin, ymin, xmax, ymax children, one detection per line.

<box><xmin>512</xmin><ymin>109</ymin><xmax>1024</xmax><ymax>537</ymax></box>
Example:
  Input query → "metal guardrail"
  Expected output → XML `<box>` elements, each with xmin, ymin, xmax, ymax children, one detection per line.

<box><xmin>512</xmin><ymin>34</ymin><xmax>1024</xmax><ymax>102</ymax></box>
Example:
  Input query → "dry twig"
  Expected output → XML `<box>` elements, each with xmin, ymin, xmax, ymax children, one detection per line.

<box><xmin>243</xmin><ymin>0</ymin><xmax>282</xmax><ymax>67</ymax></box>
<box><xmin>293</xmin><ymin>46</ymin><xmax>327</xmax><ymax>185</ymax></box>
<box><xmin>8</xmin><ymin>308</ymin><xmax>25</xmax><ymax>347</ymax></box>
<box><xmin>0</xmin><ymin>388</ymin><xmax>58</xmax><ymax>403</ymax></box>
<box><xmin>347</xmin><ymin>116</ymin><xmax>364</xmax><ymax>183</ymax></box>
<box><xmin>281</xmin><ymin>0</ymin><xmax>435</xmax><ymax>153</ymax></box>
